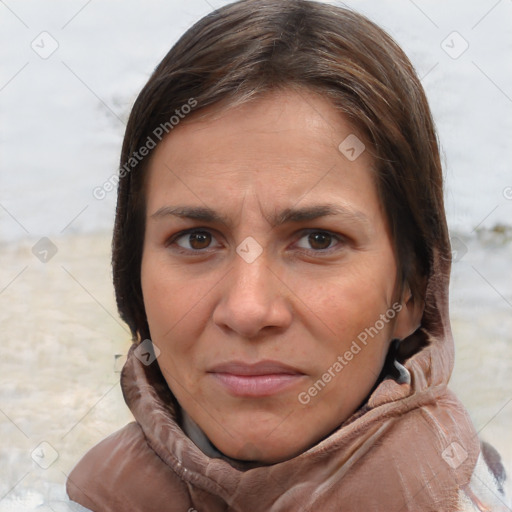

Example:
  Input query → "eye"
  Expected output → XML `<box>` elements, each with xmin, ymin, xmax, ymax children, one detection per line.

<box><xmin>173</xmin><ymin>230</ymin><xmax>219</xmax><ymax>251</ymax></box>
<box><xmin>295</xmin><ymin>230</ymin><xmax>341</xmax><ymax>251</ymax></box>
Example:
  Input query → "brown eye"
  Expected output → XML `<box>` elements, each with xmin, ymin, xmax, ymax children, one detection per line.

<box><xmin>296</xmin><ymin>231</ymin><xmax>339</xmax><ymax>251</ymax></box>
<box><xmin>308</xmin><ymin>232</ymin><xmax>333</xmax><ymax>250</ymax></box>
<box><xmin>189</xmin><ymin>232</ymin><xmax>212</xmax><ymax>249</ymax></box>
<box><xmin>175</xmin><ymin>230</ymin><xmax>214</xmax><ymax>250</ymax></box>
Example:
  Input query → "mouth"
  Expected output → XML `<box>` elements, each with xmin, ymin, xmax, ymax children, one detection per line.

<box><xmin>207</xmin><ymin>360</ymin><xmax>306</xmax><ymax>397</ymax></box>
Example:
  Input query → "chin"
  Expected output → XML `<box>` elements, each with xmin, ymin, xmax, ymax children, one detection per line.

<box><xmin>208</xmin><ymin>421</ymin><xmax>314</xmax><ymax>464</ymax></box>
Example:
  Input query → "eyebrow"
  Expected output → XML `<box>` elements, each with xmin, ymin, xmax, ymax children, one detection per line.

<box><xmin>150</xmin><ymin>204</ymin><xmax>369</xmax><ymax>227</ymax></box>
<box><xmin>272</xmin><ymin>204</ymin><xmax>369</xmax><ymax>227</ymax></box>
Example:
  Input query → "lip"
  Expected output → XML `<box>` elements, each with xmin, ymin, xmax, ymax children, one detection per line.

<box><xmin>208</xmin><ymin>360</ymin><xmax>306</xmax><ymax>397</ymax></box>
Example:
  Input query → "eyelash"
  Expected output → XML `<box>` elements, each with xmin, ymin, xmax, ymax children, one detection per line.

<box><xmin>167</xmin><ymin>228</ymin><xmax>346</xmax><ymax>255</ymax></box>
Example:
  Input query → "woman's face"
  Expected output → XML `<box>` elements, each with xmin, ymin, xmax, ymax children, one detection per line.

<box><xmin>141</xmin><ymin>89</ymin><xmax>415</xmax><ymax>463</ymax></box>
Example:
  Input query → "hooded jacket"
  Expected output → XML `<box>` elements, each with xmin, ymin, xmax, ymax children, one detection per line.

<box><xmin>67</xmin><ymin>246</ymin><xmax>508</xmax><ymax>511</ymax></box>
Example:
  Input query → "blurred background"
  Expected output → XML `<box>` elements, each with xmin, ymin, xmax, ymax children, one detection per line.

<box><xmin>1</xmin><ymin>0</ymin><xmax>511</xmax><ymax>509</ymax></box>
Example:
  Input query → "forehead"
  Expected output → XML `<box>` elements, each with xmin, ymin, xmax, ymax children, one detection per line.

<box><xmin>144</xmin><ymin>89</ymin><xmax>381</xmax><ymax>220</ymax></box>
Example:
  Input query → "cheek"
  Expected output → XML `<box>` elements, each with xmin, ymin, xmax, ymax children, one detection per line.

<box><xmin>141</xmin><ymin>250</ymin><xmax>208</xmax><ymax>343</ymax></box>
<box><xmin>299</xmin><ymin>274</ymin><xmax>396</xmax><ymax>407</ymax></box>
<box><xmin>287</xmin><ymin>254</ymin><xmax>398</xmax><ymax>380</ymax></box>
<box><xmin>141</xmin><ymin>253</ymin><xmax>209</xmax><ymax>394</ymax></box>
<box><xmin>297</xmin><ymin>262</ymin><xmax>396</xmax><ymax>332</ymax></box>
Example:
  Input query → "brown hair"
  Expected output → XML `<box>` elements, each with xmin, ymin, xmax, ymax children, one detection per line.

<box><xmin>113</xmin><ymin>0</ymin><xmax>448</xmax><ymax>343</ymax></box>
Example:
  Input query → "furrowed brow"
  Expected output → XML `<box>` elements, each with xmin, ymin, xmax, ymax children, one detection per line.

<box><xmin>150</xmin><ymin>203</ymin><xmax>369</xmax><ymax>228</ymax></box>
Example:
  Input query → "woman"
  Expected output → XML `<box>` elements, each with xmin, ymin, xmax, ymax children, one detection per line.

<box><xmin>67</xmin><ymin>0</ymin><xmax>508</xmax><ymax>510</ymax></box>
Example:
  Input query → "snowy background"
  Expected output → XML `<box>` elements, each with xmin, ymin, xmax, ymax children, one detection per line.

<box><xmin>0</xmin><ymin>0</ymin><xmax>511</xmax><ymax>510</ymax></box>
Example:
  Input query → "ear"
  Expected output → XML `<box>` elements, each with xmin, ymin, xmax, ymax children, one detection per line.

<box><xmin>392</xmin><ymin>284</ymin><xmax>424</xmax><ymax>340</ymax></box>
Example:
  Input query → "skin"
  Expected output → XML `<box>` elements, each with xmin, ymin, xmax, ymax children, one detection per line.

<box><xmin>141</xmin><ymin>89</ymin><xmax>421</xmax><ymax>464</ymax></box>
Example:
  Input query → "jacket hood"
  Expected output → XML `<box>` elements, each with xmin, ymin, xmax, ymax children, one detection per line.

<box><xmin>66</xmin><ymin>233</ymin><xmax>485</xmax><ymax>511</ymax></box>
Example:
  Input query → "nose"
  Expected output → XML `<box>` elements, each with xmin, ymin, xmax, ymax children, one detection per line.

<box><xmin>212</xmin><ymin>253</ymin><xmax>293</xmax><ymax>339</ymax></box>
